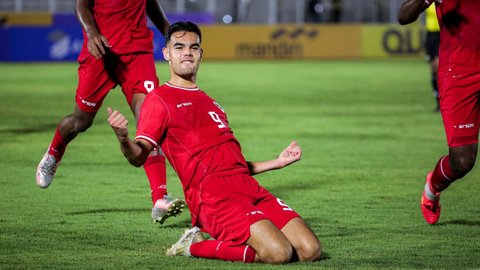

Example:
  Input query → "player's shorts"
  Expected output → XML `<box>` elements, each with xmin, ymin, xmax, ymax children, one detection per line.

<box><xmin>197</xmin><ymin>173</ymin><xmax>300</xmax><ymax>245</ymax></box>
<box><xmin>75</xmin><ymin>52</ymin><xmax>158</xmax><ymax>113</ymax></box>
<box><xmin>439</xmin><ymin>71</ymin><xmax>480</xmax><ymax>147</ymax></box>
<box><xmin>425</xmin><ymin>31</ymin><xmax>440</xmax><ymax>62</ymax></box>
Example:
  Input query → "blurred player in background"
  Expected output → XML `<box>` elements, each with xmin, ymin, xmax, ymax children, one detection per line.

<box><xmin>108</xmin><ymin>22</ymin><xmax>321</xmax><ymax>263</ymax></box>
<box><xmin>399</xmin><ymin>0</ymin><xmax>480</xmax><ymax>225</ymax></box>
<box><xmin>425</xmin><ymin>4</ymin><xmax>440</xmax><ymax>112</ymax></box>
<box><xmin>36</xmin><ymin>0</ymin><xmax>185</xmax><ymax>224</ymax></box>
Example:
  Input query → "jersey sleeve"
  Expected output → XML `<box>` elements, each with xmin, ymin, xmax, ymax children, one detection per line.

<box><xmin>135</xmin><ymin>93</ymin><xmax>169</xmax><ymax>148</ymax></box>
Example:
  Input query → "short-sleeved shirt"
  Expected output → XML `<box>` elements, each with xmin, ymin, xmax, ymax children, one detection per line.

<box><xmin>78</xmin><ymin>0</ymin><xmax>154</xmax><ymax>60</ymax></box>
<box><xmin>135</xmin><ymin>83</ymin><xmax>250</xmax><ymax>224</ymax></box>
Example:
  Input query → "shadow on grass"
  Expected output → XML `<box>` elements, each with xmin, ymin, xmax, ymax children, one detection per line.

<box><xmin>0</xmin><ymin>124</ymin><xmax>58</xmax><ymax>135</ymax></box>
<box><xmin>65</xmin><ymin>208</ymin><xmax>191</xmax><ymax>227</ymax></box>
<box><xmin>159</xmin><ymin>220</ymin><xmax>191</xmax><ymax>228</ymax></box>
<box><xmin>320</xmin><ymin>251</ymin><xmax>332</xmax><ymax>261</ymax></box>
<box><xmin>440</xmin><ymin>219</ymin><xmax>480</xmax><ymax>226</ymax></box>
<box><xmin>66</xmin><ymin>208</ymin><xmax>147</xmax><ymax>215</ymax></box>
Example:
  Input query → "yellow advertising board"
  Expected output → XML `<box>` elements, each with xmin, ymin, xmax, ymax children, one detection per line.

<box><xmin>362</xmin><ymin>24</ymin><xmax>423</xmax><ymax>58</ymax></box>
<box><xmin>202</xmin><ymin>24</ymin><xmax>362</xmax><ymax>60</ymax></box>
<box><xmin>201</xmin><ymin>24</ymin><xmax>424</xmax><ymax>60</ymax></box>
<box><xmin>0</xmin><ymin>13</ymin><xmax>52</xmax><ymax>25</ymax></box>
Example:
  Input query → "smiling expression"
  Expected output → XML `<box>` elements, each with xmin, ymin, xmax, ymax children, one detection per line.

<box><xmin>163</xmin><ymin>31</ymin><xmax>203</xmax><ymax>80</ymax></box>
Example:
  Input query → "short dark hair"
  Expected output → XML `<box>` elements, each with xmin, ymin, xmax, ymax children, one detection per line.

<box><xmin>165</xmin><ymin>21</ymin><xmax>202</xmax><ymax>44</ymax></box>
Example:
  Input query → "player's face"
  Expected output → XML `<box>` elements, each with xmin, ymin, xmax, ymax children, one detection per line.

<box><xmin>163</xmin><ymin>31</ymin><xmax>202</xmax><ymax>79</ymax></box>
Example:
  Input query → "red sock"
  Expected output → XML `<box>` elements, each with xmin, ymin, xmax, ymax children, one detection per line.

<box><xmin>190</xmin><ymin>240</ymin><xmax>256</xmax><ymax>263</ymax></box>
<box><xmin>48</xmin><ymin>128</ymin><xmax>67</xmax><ymax>162</ymax></box>
<box><xmin>430</xmin><ymin>156</ymin><xmax>456</xmax><ymax>193</ymax></box>
<box><xmin>143</xmin><ymin>153</ymin><xmax>167</xmax><ymax>204</ymax></box>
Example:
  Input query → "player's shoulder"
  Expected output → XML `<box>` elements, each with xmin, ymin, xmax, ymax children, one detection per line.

<box><xmin>147</xmin><ymin>84</ymin><xmax>171</xmax><ymax>98</ymax></box>
<box><xmin>150</xmin><ymin>84</ymin><xmax>166</xmax><ymax>94</ymax></box>
<box><xmin>145</xmin><ymin>84</ymin><xmax>179</xmax><ymax>106</ymax></box>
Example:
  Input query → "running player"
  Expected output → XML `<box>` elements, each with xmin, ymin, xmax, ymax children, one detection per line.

<box><xmin>399</xmin><ymin>0</ymin><xmax>480</xmax><ymax>224</ymax></box>
<box><xmin>107</xmin><ymin>22</ymin><xmax>321</xmax><ymax>263</ymax></box>
<box><xmin>36</xmin><ymin>0</ymin><xmax>184</xmax><ymax>223</ymax></box>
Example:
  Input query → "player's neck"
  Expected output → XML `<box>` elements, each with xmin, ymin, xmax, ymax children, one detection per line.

<box><xmin>168</xmin><ymin>75</ymin><xmax>197</xmax><ymax>89</ymax></box>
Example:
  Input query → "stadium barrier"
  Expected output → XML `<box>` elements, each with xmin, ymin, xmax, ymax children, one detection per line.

<box><xmin>202</xmin><ymin>24</ymin><xmax>423</xmax><ymax>60</ymax></box>
<box><xmin>0</xmin><ymin>13</ymin><xmax>423</xmax><ymax>61</ymax></box>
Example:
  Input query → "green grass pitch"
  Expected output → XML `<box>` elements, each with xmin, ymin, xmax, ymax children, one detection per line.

<box><xmin>0</xmin><ymin>60</ymin><xmax>478</xmax><ymax>269</ymax></box>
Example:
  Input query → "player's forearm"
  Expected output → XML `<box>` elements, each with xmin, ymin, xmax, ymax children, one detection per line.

<box><xmin>247</xmin><ymin>159</ymin><xmax>282</xmax><ymax>175</ymax></box>
<box><xmin>118</xmin><ymin>139</ymin><xmax>149</xmax><ymax>167</ymax></box>
<box><xmin>146</xmin><ymin>0</ymin><xmax>170</xmax><ymax>35</ymax></box>
<box><xmin>75</xmin><ymin>0</ymin><xmax>98</xmax><ymax>35</ymax></box>
<box><xmin>398</xmin><ymin>0</ymin><xmax>430</xmax><ymax>25</ymax></box>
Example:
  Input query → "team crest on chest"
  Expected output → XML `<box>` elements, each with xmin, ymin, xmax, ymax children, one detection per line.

<box><xmin>213</xmin><ymin>101</ymin><xmax>224</xmax><ymax>112</ymax></box>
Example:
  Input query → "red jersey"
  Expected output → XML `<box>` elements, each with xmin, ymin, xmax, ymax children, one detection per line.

<box><xmin>135</xmin><ymin>83</ymin><xmax>250</xmax><ymax>223</ymax></box>
<box><xmin>436</xmin><ymin>0</ymin><xmax>480</xmax><ymax>75</ymax></box>
<box><xmin>79</xmin><ymin>0</ymin><xmax>154</xmax><ymax>59</ymax></box>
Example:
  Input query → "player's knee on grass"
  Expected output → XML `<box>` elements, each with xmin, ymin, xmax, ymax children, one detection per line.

<box><xmin>255</xmin><ymin>240</ymin><xmax>292</xmax><ymax>264</ymax></box>
<box><xmin>296</xmin><ymin>236</ymin><xmax>321</xmax><ymax>262</ymax></box>
<box><xmin>248</xmin><ymin>220</ymin><xmax>293</xmax><ymax>264</ymax></box>
<box><xmin>280</xmin><ymin>217</ymin><xmax>321</xmax><ymax>262</ymax></box>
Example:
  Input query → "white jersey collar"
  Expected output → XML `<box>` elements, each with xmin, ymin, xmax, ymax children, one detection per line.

<box><xmin>166</xmin><ymin>82</ymin><xmax>199</xmax><ymax>91</ymax></box>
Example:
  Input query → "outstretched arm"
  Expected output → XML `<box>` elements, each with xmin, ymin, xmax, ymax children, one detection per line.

<box><xmin>76</xmin><ymin>0</ymin><xmax>111</xmax><ymax>58</ymax></box>
<box><xmin>247</xmin><ymin>141</ymin><xmax>302</xmax><ymax>175</ymax></box>
<box><xmin>146</xmin><ymin>0</ymin><xmax>170</xmax><ymax>35</ymax></box>
<box><xmin>398</xmin><ymin>0</ymin><xmax>432</xmax><ymax>25</ymax></box>
<box><xmin>107</xmin><ymin>108</ymin><xmax>153</xmax><ymax>167</ymax></box>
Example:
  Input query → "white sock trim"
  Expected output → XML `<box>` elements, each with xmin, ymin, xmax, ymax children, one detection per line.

<box><xmin>216</xmin><ymin>241</ymin><xmax>222</xmax><ymax>251</ymax></box>
<box><xmin>425</xmin><ymin>182</ymin><xmax>438</xmax><ymax>201</ymax></box>
<box><xmin>440</xmin><ymin>156</ymin><xmax>452</xmax><ymax>181</ymax></box>
<box><xmin>243</xmin><ymin>246</ymin><xmax>250</xmax><ymax>262</ymax></box>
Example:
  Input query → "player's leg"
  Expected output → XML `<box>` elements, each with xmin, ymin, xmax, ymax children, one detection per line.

<box><xmin>421</xmin><ymin>73</ymin><xmax>480</xmax><ymax>224</ymax></box>
<box><xmin>119</xmin><ymin>53</ymin><xmax>184</xmax><ymax>223</ymax></box>
<box><xmin>167</xmin><ymin>182</ymin><xmax>319</xmax><ymax>264</ymax></box>
<box><xmin>427</xmin><ymin>144</ymin><xmax>477</xmax><ymax>193</ymax></box>
<box><xmin>421</xmin><ymin>144</ymin><xmax>477</xmax><ymax>224</ymax></box>
<box><xmin>167</xmin><ymin>219</ymin><xmax>292</xmax><ymax>263</ymax></box>
<box><xmin>168</xmin><ymin>174</ymin><xmax>295</xmax><ymax>263</ymax></box>
<box><xmin>167</xmin><ymin>227</ymin><xmax>257</xmax><ymax>263</ymax></box>
<box><xmin>241</xmin><ymin>179</ymin><xmax>320</xmax><ymax>263</ymax></box>
<box><xmin>52</xmin><ymin>106</ymin><xmax>97</xmax><ymax>159</ymax></box>
<box><xmin>280</xmin><ymin>217</ymin><xmax>321</xmax><ymax>261</ymax></box>
<box><xmin>36</xmin><ymin>55</ymin><xmax>114</xmax><ymax>188</ymax></box>
<box><xmin>36</xmin><ymin>106</ymin><xmax>97</xmax><ymax>188</ymax></box>
<box><xmin>246</xmin><ymin>219</ymin><xmax>294</xmax><ymax>263</ymax></box>
<box><xmin>256</xmin><ymin>195</ymin><xmax>321</xmax><ymax>262</ymax></box>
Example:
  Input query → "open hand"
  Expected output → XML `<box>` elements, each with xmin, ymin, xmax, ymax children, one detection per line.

<box><xmin>87</xmin><ymin>30</ymin><xmax>111</xmax><ymax>59</ymax></box>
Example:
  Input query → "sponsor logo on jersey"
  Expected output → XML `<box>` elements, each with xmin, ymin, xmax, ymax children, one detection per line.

<box><xmin>247</xmin><ymin>210</ymin><xmax>264</xmax><ymax>216</ymax></box>
<box><xmin>177</xmin><ymin>102</ymin><xmax>192</xmax><ymax>108</ymax></box>
<box><xmin>455</xmin><ymin>123</ymin><xmax>475</xmax><ymax>129</ymax></box>
<box><xmin>80</xmin><ymin>97</ymin><xmax>96</xmax><ymax>107</ymax></box>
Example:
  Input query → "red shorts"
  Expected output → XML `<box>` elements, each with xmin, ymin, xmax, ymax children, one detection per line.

<box><xmin>197</xmin><ymin>174</ymin><xmax>300</xmax><ymax>245</ymax></box>
<box><xmin>439</xmin><ymin>71</ymin><xmax>480</xmax><ymax>147</ymax></box>
<box><xmin>75</xmin><ymin>52</ymin><xmax>158</xmax><ymax>113</ymax></box>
